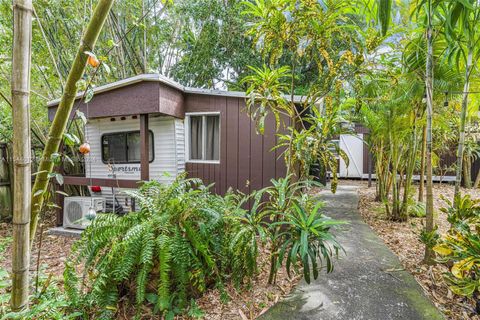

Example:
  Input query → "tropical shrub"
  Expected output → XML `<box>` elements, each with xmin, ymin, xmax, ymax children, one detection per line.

<box><xmin>440</xmin><ymin>194</ymin><xmax>480</xmax><ymax>227</ymax></box>
<box><xmin>64</xmin><ymin>176</ymin><xmax>254</xmax><ymax>318</ymax></box>
<box><xmin>434</xmin><ymin>195</ymin><xmax>480</xmax><ymax>297</ymax></box>
<box><xmin>64</xmin><ymin>175</ymin><xmax>344</xmax><ymax>318</ymax></box>
<box><xmin>276</xmin><ymin>200</ymin><xmax>344</xmax><ymax>284</ymax></box>
<box><xmin>434</xmin><ymin>230</ymin><xmax>480</xmax><ymax>297</ymax></box>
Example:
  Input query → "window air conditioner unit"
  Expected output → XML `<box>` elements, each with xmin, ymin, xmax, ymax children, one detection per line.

<box><xmin>63</xmin><ymin>197</ymin><xmax>105</xmax><ymax>230</ymax></box>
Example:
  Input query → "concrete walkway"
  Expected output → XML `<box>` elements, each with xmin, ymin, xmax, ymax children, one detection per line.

<box><xmin>261</xmin><ymin>186</ymin><xmax>444</xmax><ymax>320</ymax></box>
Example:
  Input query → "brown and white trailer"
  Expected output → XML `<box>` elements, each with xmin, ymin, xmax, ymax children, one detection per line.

<box><xmin>47</xmin><ymin>74</ymin><xmax>303</xmax><ymax>229</ymax></box>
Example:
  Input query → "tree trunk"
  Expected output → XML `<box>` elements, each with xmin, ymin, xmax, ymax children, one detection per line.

<box><xmin>473</xmin><ymin>165</ymin><xmax>480</xmax><ymax>188</ymax></box>
<box><xmin>453</xmin><ymin>47</ymin><xmax>473</xmax><ymax>200</ymax></box>
<box><xmin>11</xmin><ymin>0</ymin><xmax>33</xmax><ymax>311</ymax></box>
<box><xmin>423</xmin><ymin>1</ymin><xmax>435</xmax><ymax>265</ymax></box>
<box><xmin>30</xmin><ymin>0</ymin><xmax>115</xmax><ymax>241</ymax></box>
<box><xmin>418</xmin><ymin>124</ymin><xmax>426</xmax><ymax>202</ymax></box>
<box><xmin>401</xmin><ymin>116</ymin><xmax>419</xmax><ymax>217</ymax></box>
<box><xmin>463</xmin><ymin>155</ymin><xmax>472</xmax><ymax>188</ymax></box>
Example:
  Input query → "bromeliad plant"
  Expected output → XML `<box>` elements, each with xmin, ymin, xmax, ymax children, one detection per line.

<box><xmin>63</xmin><ymin>174</ymin><xmax>344</xmax><ymax>318</ymax></box>
<box><xmin>276</xmin><ymin>201</ymin><xmax>345</xmax><ymax>284</ymax></box>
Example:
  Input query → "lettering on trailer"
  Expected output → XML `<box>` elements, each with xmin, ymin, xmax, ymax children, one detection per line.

<box><xmin>108</xmin><ymin>166</ymin><xmax>141</xmax><ymax>176</ymax></box>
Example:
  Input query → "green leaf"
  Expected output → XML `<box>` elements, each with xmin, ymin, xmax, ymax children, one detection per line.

<box><xmin>377</xmin><ymin>0</ymin><xmax>392</xmax><ymax>36</ymax></box>
<box><xmin>55</xmin><ymin>173</ymin><xmax>64</xmax><ymax>186</ymax></box>
<box><xmin>63</xmin><ymin>133</ymin><xmax>80</xmax><ymax>146</ymax></box>
<box><xmin>76</xmin><ymin>110</ymin><xmax>87</xmax><ymax>124</ymax></box>
<box><xmin>32</xmin><ymin>170</ymin><xmax>48</xmax><ymax>176</ymax></box>
<box><xmin>55</xmin><ymin>190</ymin><xmax>69</xmax><ymax>197</ymax></box>
<box><xmin>102</xmin><ymin>63</ymin><xmax>111</xmax><ymax>74</ymax></box>
<box><xmin>84</xmin><ymin>87</ymin><xmax>94</xmax><ymax>103</ymax></box>
<box><xmin>51</xmin><ymin>152</ymin><xmax>61</xmax><ymax>165</ymax></box>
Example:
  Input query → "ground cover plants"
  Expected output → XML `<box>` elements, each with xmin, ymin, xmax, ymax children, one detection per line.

<box><xmin>39</xmin><ymin>175</ymin><xmax>343</xmax><ymax>319</ymax></box>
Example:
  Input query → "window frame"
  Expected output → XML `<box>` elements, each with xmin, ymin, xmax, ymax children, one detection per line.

<box><xmin>185</xmin><ymin>112</ymin><xmax>221</xmax><ymax>164</ymax></box>
<box><xmin>101</xmin><ymin>130</ymin><xmax>155</xmax><ymax>164</ymax></box>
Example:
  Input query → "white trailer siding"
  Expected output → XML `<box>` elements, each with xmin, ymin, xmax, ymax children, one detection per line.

<box><xmin>85</xmin><ymin>115</ymin><xmax>183</xmax><ymax>183</ymax></box>
<box><xmin>174</xmin><ymin>118</ymin><xmax>186</xmax><ymax>176</ymax></box>
<box><xmin>83</xmin><ymin>115</ymin><xmax>185</xmax><ymax>211</ymax></box>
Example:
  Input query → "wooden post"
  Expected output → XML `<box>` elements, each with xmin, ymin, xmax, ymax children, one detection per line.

<box><xmin>140</xmin><ymin>114</ymin><xmax>150</xmax><ymax>181</ymax></box>
<box><xmin>11</xmin><ymin>0</ymin><xmax>33</xmax><ymax>310</ymax></box>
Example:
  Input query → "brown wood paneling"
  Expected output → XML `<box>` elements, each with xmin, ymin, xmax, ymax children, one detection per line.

<box><xmin>226</xmin><ymin>98</ymin><xmax>239</xmax><ymax>192</ymax></box>
<box><xmin>275</xmin><ymin>115</ymin><xmax>290</xmax><ymax>179</ymax></box>
<box><xmin>237</xmin><ymin>100</ymin><xmax>251</xmax><ymax>194</ymax></box>
<box><xmin>48</xmin><ymin>82</ymin><xmax>184</xmax><ymax>120</ymax></box>
<box><xmin>218</xmin><ymin>97</ymin><xmax>228</xmax><ymax>194</ymax></box>
<box><xmin>184</xmin><ymin>94</ymin><xmax>290</xmax><ymax>195</ymax></box>
<box><xmin>250</xmin><ymin>114</ymin><xmax>263</xmax><ymax>193</ymax></box>
<box><xmin>158</xmin><ymin>84</ymin><xmax>184</xmax><ymax>118</ymax></box>
<box><xmin>263</xmin><ymin>114</ymin><xmax>276</xmax><ymax>188</ymax></box>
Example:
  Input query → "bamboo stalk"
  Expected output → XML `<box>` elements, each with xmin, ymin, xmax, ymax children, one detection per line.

<box><xmin>30</xmin><ymin>0</ymin><xmax>115</xmax><ymax>242</ymax></box>
<box><xmin>11</xmin><ymin>0</ymin><xmax>33</xmax><ymax>311</ymax></box>
<box><xmin>424</xmin><ymin>0</ymin><xmax>435</xmax><ymax>265</ymax></box>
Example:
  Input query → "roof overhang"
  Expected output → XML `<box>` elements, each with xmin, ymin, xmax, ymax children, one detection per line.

<box><xmin>47</xmin><ymin>74</ymin><xmax>306</xmax><ymax>121</ymax></box>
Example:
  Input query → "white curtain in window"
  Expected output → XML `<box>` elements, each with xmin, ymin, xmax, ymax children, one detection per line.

<box><xmin>206</xmin><ymin>116</ymin><xmax>219</xmax><ymax>160</ymax></box>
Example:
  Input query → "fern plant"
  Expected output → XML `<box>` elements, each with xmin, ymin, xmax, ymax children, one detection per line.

<box><xmin>64</xmin><ymin>175</ymin><xmax>259</xmax><ymax>318</ymax></box>
<box><xmin>64</xmin><ymin>174</ymin><xmax>344</xmax><ymax>318</ymax></box>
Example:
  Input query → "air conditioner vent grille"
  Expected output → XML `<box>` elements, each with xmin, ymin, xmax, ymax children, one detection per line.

<box><xmin>66</xmin><ymin>201</ymin><xmax>83</xmax><ymax>224</ymax></box>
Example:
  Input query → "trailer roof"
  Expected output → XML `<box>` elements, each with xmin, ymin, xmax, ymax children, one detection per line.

<box><xmin>46</xmin><ymin>73</ymin><xmax>306</xmax><ymax>107</ymax></box>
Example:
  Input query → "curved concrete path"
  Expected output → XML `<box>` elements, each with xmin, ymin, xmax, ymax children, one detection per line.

<box><xmin>262</xmin><ymin>186</ymin><xmax>444</xmax><ymax>320</ymax></box>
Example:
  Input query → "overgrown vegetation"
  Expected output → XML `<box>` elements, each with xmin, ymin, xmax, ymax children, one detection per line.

<box><xmin>62</xmin><ymin>175</ymin><xmax>343</xmax><ymax>318</ymax></box>
<box><xmin>3</xmin><ymin>0</ymin><xmax>480</xmax><ymax>318</ymax></box>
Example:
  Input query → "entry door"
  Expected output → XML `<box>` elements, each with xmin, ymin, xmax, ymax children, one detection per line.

<box><xmin>339</xmin><ymin>134</ymin><xmax>364</xmax><ymax>178</ymax></box>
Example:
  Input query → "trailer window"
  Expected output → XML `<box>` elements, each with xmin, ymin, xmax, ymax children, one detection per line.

<box><xmin>102</xmin><ymin>131</ymin><xmax>154</xmax><ymax>164</ymax></box>
<box><xmin>188</xmin><ymin>114</ymin><xmax>220</xmax><ymax>162</ymax></box>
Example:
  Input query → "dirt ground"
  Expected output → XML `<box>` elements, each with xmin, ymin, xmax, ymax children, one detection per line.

<box><xmin>0</xmin><ymin>214</ymin><xmax>300</xmax><ymax>320</ymax></box>
<box><xmin>344</xmin><ymin>179</ymin><xmax>479</xmax><ymax>320</ymax></box>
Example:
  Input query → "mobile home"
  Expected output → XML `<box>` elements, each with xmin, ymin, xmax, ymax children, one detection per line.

<box><xmin>47</xmin><ymin>74</ymin><xmax>300</xmax><ymax>229</ymax></box>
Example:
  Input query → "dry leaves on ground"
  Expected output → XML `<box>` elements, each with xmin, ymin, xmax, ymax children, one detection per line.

<box><xmin>351</xmin><ymin>180</ymin><xmax>479</xmax><ymax>320</ymax></box>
